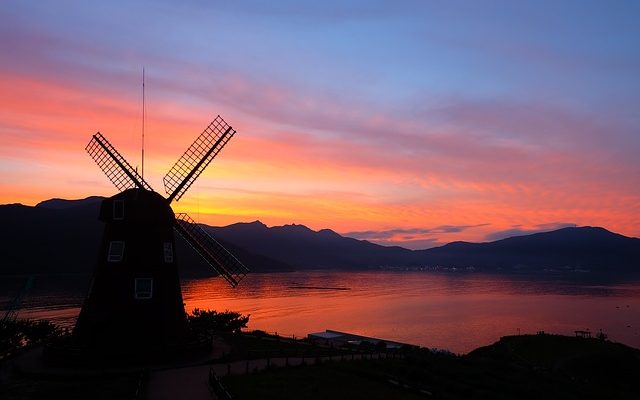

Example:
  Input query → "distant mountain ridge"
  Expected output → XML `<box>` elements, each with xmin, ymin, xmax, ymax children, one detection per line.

<box><xmin>0</xmin><ymin>198</ymin><xmax>291</xmax><ymax>277</ymax></box>
<box><xmin>36</xmin><ymin>196</ymin><xmax>104</xmax><ymax>210</ymax></box>
<box><xmin>205</xmin><ymin>220</ymin><xmax>413</xmax><ymax>270</ymax></box>
<box><xmin>413</xmin><ymin>226</ymin><xmax>640</xmax><ymax>272</ymax></box>
<box><xmin>206</xmin><ymin>221</ymin><xmax>640</xmax><ymax>273</ymax></box>
<box><xmin>1</xmin><ymin>196</ymin><xmax>639</xmax><ymax>276</ymax></box>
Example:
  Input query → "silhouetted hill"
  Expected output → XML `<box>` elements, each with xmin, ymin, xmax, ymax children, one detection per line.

<box><xmin>36</xmin><ymin>196</ymin><xmax>104</xmax><ymax>210</ymax></box>
<box><xmin>1</xmin><ymin>197</ymin><xmax>639</xmax><ymax>276</ymax></box>
<box><xmin>205</xmin><ymin>221</ymin><xmax>413</xmax><ymax>269</ymax></box>
<box><xmin>467</xmin><ymin>334</ymin><xmax>640</xmax><ymax>397</ymax></box>
<box><xmin>0</xmin><ymin>198</ymin><xmax>291</xmax><ymax>277</ymax></box>
<box><xmin>415</xmin><ymin>226</ymin><xmax>640</xmax><ymax>272</ymax></box>
<box><xmin>1</xmin><ymin>200</ymin><xmax>103</xmax><ymax>275</ymax></box>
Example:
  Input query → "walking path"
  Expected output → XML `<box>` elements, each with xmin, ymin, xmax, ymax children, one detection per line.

<box><xmin>146</xmin><ymin>336</ymin><xmax>230</xmax><ymax>400</ymax></box>
<box><xmin>147</xmin><ymin>352</ymin><xmax>396</xmax><ymax>400</ymax></box>
<box><xmin>147</xmin><ymin>364</ymin><xmax>213</xmax><ymax>400</ymax></box>
<box><xmin>11</xmin><ymin>338</ymin><xmax>397</xmax><ymax>400</ymax></box>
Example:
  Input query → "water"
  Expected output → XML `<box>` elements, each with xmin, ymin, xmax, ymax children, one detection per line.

<box><xmin>1</xmin><ymin>274</ymin><xmax>87</xmax><ymax>329</ymax></box>
<box><xmin>3</xmin><ymin>271</ymin><xmax>640</xmax><ymax>354</ymax></box>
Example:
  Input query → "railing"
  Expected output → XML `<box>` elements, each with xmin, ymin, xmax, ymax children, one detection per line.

<box><xmin>134</xmin><ymin>368</ymin><xmax>149</xmax><ymax>400</ymax></box>
<box><xmin>210</xmin><ymin>351</ymin><xmax>402</xmax><ymax>378</ymax></box>
<box><xmin>209</xmin><ymin>369</ymin><xmax>234</xmax><ymax>400</ymax></box>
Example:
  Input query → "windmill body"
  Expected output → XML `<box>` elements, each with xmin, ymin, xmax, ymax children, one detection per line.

<box><xmin>62</xmin><ymin>115</ymin><xmax>248</xmax><ymax>361</ymax></box>
<box><xmin>74</xmin><ymin>189</ymin><xmax>186</xmax><ymax>347</ymax></box>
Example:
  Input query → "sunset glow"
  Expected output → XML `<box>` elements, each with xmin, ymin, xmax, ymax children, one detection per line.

<box><xmin>1</xmin><ymin>2</ymin><xmax>639</xmax><ymax>248</ymax></box>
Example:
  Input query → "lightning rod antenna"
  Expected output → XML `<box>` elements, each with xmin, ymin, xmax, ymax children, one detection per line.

<box><xmin>142</xmin><ymin>67</ymin><xmax>145</xmax><ymax>180</ymax></box>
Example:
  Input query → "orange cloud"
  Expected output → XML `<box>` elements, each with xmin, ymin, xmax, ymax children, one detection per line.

<box><xmin>1</xmin><ymin>67</ymin><xmax>639</xmax><ymax>248</ymax></box>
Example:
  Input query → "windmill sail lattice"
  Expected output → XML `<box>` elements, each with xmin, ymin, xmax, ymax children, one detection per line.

<box><xmin>164</xmin><ymin>115</ymin><xmax>236</xmax><ymax>202</ymax></box>
<box><xmin>86</xmin><ymin>132</ymin><xmax>153</xmax><ymax>191</ymax></box>
<box><xmin>73</xmin><ymin>114</ymin><xmax>248</xmax><ymax>361</ymax></box>
<box><xmin>174</xmin><ymin>213</ymin><xmax>248</xmax><ymax>287</ymax></box>
<box><xmin>84</xmin><ymin>116</ymin><xmax>248</xmax><ymax>288</ymax></box>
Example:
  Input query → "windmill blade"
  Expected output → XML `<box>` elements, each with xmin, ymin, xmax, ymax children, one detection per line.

<box><xmin>86</xmin><ymin>132</ymin><xmax>153</xmax><ymax>191</ymax></box>
<box><xmin>174</xmin><ymin>213</ymin><xmax>248</xmax><ymax>287</ymax></box>
<box><xmin>163</xmin><ymin>115</ymin><xmax>236</xmax><ymax>203</ymax></box>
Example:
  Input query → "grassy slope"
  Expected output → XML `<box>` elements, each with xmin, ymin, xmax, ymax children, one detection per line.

<box><xmin>223</xmin><ymin>334</ymin><xmax>640</xmax><ymax>400</ymax></box>
<box><xmin>2</xmin><ymin>331</ymin><xmax>638</xmax><ymax>399</ymax></box>
<box><xmin>224</xmin><ymin>361</ymin><xmax>426</xmax><ymax>400</ymax></box>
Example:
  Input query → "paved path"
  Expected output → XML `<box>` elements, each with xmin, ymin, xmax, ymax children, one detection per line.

<box><xmin>147</xmin><ymin>364</ymin><xmax>213</xmax><ymax>400</ymax></box>
<box><xmin>146</xmin><ymin>336</ymin><xmax>230</xmax><ymax>400</ymax></box>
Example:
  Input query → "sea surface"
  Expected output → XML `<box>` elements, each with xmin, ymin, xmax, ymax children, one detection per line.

<box><xmin>2</xmin><ymin>271</ymin><xmax>640</xmax><ymax>354</ymax></box>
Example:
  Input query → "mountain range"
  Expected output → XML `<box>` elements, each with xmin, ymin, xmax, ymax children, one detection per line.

<box><xmin>1</xmin><ymin>196</ymin><xmax>639</xmax><ymax>277</ymax></box>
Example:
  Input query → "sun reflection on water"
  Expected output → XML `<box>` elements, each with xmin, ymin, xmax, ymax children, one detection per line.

<box><xmin>181</xmin><ymin>271</ymin><xmax>640</xmax><ymax>353</ymax></box>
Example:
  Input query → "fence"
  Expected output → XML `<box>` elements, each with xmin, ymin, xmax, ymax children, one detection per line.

<box><xmin>208</xmin><ymin>351</ymin><xmax>402</xmax><ymax>399</ymax></box>
<box><xmin>210</xmin><ymin>351</ymin><xmax>401</xmax><ymax>378</ymax></box>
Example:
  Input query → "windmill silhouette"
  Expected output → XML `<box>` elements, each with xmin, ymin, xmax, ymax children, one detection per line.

<box><xmin>73</xmin><ymin>115</ymin><xmax>248</xmax><ymax>355</ymax></box>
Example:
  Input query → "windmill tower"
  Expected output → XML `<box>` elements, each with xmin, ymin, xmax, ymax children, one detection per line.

<box><xmin>73</xmin><ymin>115</ymin><xmax>248</xmax><ymax>356</ymax></box>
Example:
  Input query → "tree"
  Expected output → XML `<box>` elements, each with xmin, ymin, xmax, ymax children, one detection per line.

<box><xmin>187</xmin><ymin>309</ymin><xmax>249</xmax><ymax>334</ymax></box>
<box><xmin>0</xmin><ymin>319</ymin><xmax>63</xmax><ymax>357</ymax></box>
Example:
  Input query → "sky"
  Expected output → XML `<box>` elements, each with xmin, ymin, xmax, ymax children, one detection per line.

<box><xmin>1</xmin><ymin>1</ymin><xmax>639</xmax><ymax>249</ymax></box>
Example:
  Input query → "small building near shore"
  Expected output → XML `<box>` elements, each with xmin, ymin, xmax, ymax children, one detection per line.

<box><xmin>308</xmin><ymin>329</ymin><xmax>415</xmax><ymax>349</ymax></box>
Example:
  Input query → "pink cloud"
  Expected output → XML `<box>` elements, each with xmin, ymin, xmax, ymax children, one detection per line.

<box><xmin>0</xmin><ymin>18</ymin><xmax>638</xmax><ymax>244</ymax></box>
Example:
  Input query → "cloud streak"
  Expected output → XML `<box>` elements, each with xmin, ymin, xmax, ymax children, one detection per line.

<box><xmin>344</xmin><ymin>224</ymin><xmax>490</xmax><ymax>249</ymax></box>
<box><xmin>346</xmin><ymin>224</ymin><xmax>490</xmax><ymax>240</ymax></box>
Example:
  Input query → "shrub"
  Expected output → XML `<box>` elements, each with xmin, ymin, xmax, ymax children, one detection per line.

<box><xmin>187</xmin><ymin>309</ymin><xmax>250</xmax><ymax>334</ymax></box>
<box><xmin>0</xmin><ymin>318</ymin><xmax>63</xmax><ymax>357</ymax></box>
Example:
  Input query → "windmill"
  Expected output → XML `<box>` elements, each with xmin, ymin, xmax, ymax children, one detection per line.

<box><xmin>73</xmin><ymin>115</ymin><xmax>248</xmax><ymax>355</ymax></box>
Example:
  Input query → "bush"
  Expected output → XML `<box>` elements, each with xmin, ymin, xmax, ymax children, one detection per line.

<box><xmin>187</xmin><ymin>309</ymin><xmax>250</xmax><ymax>334</ymax></box>
<box><xmin>0</xmin><ymin>318</ymin><xmax>64</xmax><ymax>357</ymax></box>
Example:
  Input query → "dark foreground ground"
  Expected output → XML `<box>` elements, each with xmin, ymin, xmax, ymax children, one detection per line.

<box><xmin>1</xmin><ymin>332</ymin><xmax>639</xmax><ymax>399</ymax></box>
<box><xmin>221</xmin><ymin>333</ymin><xmax>640</xmax><ymax>400</ymax></box>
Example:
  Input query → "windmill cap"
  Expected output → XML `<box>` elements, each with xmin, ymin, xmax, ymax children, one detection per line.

<box><xmin>99</xmin><ymin>188</ymin><xmax>175</xmax><ymax>224</ymax></box>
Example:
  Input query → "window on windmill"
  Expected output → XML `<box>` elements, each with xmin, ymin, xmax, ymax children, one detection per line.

<box><xmin>108</xmin><ymin>241</ymin><xmax>125</xmax><ymax>262</ymax></box>
<box><xmin>163</xmin><ymin>242</ymin><xmax>174</xmax><ymax>263</ymax></box>
<box><xmin>113</xmin><ymin>200</ymin><xmax>124</xmax><ymax>220</ymax></box>
<box><xmin>134</xmin><ymin>278</ymin><xmax>153</xmax><ymax>299</ymax></box>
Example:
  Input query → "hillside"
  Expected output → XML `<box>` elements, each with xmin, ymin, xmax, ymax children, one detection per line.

<box><xmin>1</xmin><ymin>196</ymin><xmax>639</xmax><ymax>276</ymax></box>
<box><xmin>415</xmin><ymin>226</ymin><xmax>640</xmax><ymax>272</ymax></box>
<box><xmin>0</xmin><ymin>198</ymin><xmax>291</xmax><ymax>277</ymax></box>
<box><xmin>221</xmin><ymin>333</ymin><xmax>640</xmax><ymax>399</ymax></box>
<box><xmin>206</xmin><ymin>221</ymin><xmax>413</xmax><ymax>270</ymax></box>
